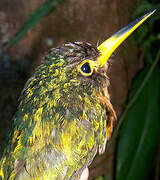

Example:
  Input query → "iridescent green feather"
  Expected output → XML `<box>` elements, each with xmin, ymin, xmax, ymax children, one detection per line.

<box><xmin>0</xmin><ymin>42</ymin><xmax>108</xmax><ymax>180</ymax></box>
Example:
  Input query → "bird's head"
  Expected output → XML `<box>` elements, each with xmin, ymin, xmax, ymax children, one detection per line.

<box><xmin>31</xmin><ymin>10</ymin><xmax>154</xmax><ymax>103</ymax></box>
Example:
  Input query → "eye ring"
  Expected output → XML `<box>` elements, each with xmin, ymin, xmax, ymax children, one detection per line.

<box><xmin>77</xmin><ymin>60</ymin><xmax>97</xmax><ymax>77</ymax></box>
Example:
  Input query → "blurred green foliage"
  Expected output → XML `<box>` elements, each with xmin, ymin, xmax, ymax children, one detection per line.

<box><xmin>116</xmin><ymin>1</ymin><xmax>160</xmax><ymax>180</ymax></box>
<box><xmin>132</xmin><ymin>1</ymin><xmax>160</xmax><ymax>60</ymax></box>
<box><xmin>95</xmin><ymin>175</ymin><xmax>111</xmax><ymax>180</ymax></box>
<box><xmin>8</xmin><ymin>0</ymin><xmax>64</xmax><ymax>46</ymax></box>
<box><xmin>116</xmin><ymin>67</ymin><xmax>160</xmax><ymax>180</ymax></box>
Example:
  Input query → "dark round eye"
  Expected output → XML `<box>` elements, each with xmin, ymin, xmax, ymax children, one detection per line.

<box><xmin>81</xmin><ymin>62</ymin><xmax>91</xmax><ymax>74</ymax></box>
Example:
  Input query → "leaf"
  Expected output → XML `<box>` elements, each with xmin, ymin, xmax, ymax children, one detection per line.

<box><xmin>116</xmin><ymin>67</ymin><xmax>160</xmax><ymax>180</ymax></box>
<box><xmin>8</xmin><ymin>0</ymin><xmax>64</xmax><ymax>46</ymax></box>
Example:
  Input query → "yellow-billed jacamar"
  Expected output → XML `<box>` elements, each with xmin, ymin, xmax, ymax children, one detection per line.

<box><xmin>0</xmin><ymin>10</ymin><xmax>155</xmax><ymax>180</ymax></box>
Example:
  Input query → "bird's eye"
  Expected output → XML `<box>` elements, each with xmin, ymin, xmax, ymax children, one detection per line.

<box><xmin>78</xmin><ymin>60</ymin><xmax>96</xmax><ymax>77</ymax></box>
<box><xmin>81</xmin><ymin>62</ymin><xmax>91</xmax><ymax>74</ymax></box>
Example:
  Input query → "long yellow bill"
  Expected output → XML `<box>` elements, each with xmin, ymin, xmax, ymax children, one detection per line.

<box><xmin>97</xmin><ymin>9</ymin><xmax>156</xmax><ymax>66</ymax></box>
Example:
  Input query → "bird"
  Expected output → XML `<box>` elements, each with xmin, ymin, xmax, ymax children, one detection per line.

<box><xmin>0</xmin><ymin>10</ymin><xmax>155</xmax><ymax>180</ymax></box>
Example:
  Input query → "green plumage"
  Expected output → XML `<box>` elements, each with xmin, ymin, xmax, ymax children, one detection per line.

<box><xmin>0</xmin><ymin>42</ymin><xmax>113</xmax><ymax>180</ymax></box>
